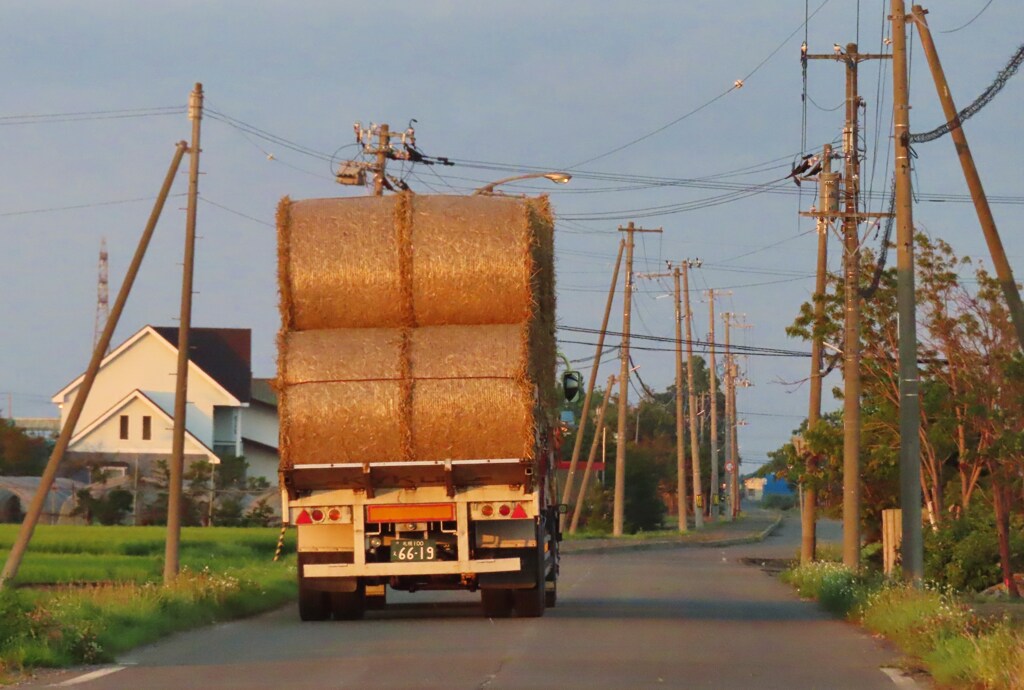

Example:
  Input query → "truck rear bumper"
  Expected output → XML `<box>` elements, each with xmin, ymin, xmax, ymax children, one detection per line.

<box><xmin>303</xmin><ymin>557</ymin><xmax>521</xmax><ymax>578</ymax></box>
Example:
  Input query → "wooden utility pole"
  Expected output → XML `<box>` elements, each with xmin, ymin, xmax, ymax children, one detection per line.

<box><xmin>561</xmin><ymin>239</ymin><xmax>625</xmax><ymax>530</ymax></box>
<box><xmin>613</xmin><ymin>222</ymin><xmax>661</xmax><ymax>536</ymax></box>
<box><xmin>705</xmin><ymin>290</ymin><xmax>718</xmax><ymax>525</ymax></box>
<box><xmin>722</xmin><ymin>313</ymin><xmax>734</xmax><ymax>520</ymax></box>
<box><xmin>891</xmin><ymin>0</ymin><xmax>924</xmax><ymax>583</ymax></box>
<box><xmin>911</xmin><ymin>6</ymin><xmax>1024</xmax><ymax>351</ymax></box>
<box><xmin>802</xmin><ymin>144</ymin><xmax>838</xmax><ymax>564</ymax></box>
<box><xmin>680</xmin><ymin>261</ymin><xmax>703</xmax><ymax>527</ymax></box>
<box><xmin>0</xmin><ymin>141</ymin><xmax>188</xmax><ymax>589</ymax></box>
<box><xmin>165</xmin><ymin>83</ymin><xmax>204</xmax><ymax>584</ymax></box>
<box><xmin>805</xmin><ymin>43</ymin><xmax>891</xmax><ymax>570</ymax></box>
<box><xmin>569</xmin><ymin>374</ymin><xmax>616</xmax><ymax>534</ymax></box>
<box><xmin>373</xmin><ymin>124</ymin><xmax>391</xmax><ymax>196</ymax></box>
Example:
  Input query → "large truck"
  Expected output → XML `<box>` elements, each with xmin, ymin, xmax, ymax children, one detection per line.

<box><xmin>276</xmin><ymin>193</ymin><xmax>564</xmax><ymax>620</ymax></box>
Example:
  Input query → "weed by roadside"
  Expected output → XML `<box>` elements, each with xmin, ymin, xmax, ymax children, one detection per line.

<box><xmin>783</xmin><ymin>561</ymin><xmax>1024</xmax><ymax>689</ymax></box>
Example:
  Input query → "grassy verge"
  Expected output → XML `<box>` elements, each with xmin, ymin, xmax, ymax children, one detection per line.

<box><xmin>783</xmin><ymin>562</ymin><xmax>1024</xmax><ymax>689</ymax></box>
<box><xmin>0</xmin><ymin>525</ymin><xmax>296</xmax><ymax>679</ymax></box>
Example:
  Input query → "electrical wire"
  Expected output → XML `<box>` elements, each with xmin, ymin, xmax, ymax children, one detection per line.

<box><xmin>0</xmin><ymin>194</ymin><xmax>187</xmax><ymax>218</ymax></box>
<box><xmin>938</xmin><ymin>0</ymin><xmax>996</xmax><ymax>33</ymax></box>
<box><xmin>0</xmin><ymin>106</ymin><xmax>185</xmax><ymax>126</ymax></box>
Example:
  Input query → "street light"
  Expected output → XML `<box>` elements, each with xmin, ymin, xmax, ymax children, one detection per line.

<box><xmin>473</xmin><ymin>172</ymin><xmax>572</xmax><ymax>195</ymax></box>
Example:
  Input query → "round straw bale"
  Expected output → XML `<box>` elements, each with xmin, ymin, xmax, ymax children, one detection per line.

<box><xmin>410</xmin><ymin>324</ymin><xmax>529</xmax><ymax>380</ymax></box>
<box><xmin>411</xmin><ymin>378</ymin><xmax>535</xmax><ymax>461</ymax></box>
<box><xmin>279</xmin><ymin>382</ymin><xmax>405</xmax><ymax>466</ymax></box>
<box><xmin>410</xmin><ymin>196</ymin><xmax>533</xmax><ymax>325</ymax></box>
<box><xmin>281</xmin><ymin>196</ymin><xmax>406</xmax><ymax>330</ymax></box>
<box><xmin>280</xmin><ymin>329</ymin><xmax>404</xmax><ymax>384</ymax></box>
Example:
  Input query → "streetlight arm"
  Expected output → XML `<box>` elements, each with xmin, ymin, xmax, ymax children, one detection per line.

<box><xmin>473</xmin><ymin>172</ymin><xmax>572</xmax><ymax>195</ymax></box>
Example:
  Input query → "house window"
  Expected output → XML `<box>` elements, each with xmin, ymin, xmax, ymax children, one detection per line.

<box><xmin>142</xmin><ymin>416</ymin><xmax>152</xmax><ymax>441</ymax></box>
<box><xmin>119</xmin><ymin>415</ymin><xmax>129</xmax><ymax>440</ymax></box>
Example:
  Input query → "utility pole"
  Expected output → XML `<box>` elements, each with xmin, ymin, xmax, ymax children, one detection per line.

<box><xmin>805</xmin><ymin>43</ymin><xmax>890</xmax><ymax>571</ymax></box>
<box><xmin>891</xmin><ymin>0</ymin><xmax>923</xmax><ymax>583</ymax></box>
<box><xmin>165</xmin><ymin>83</ymin><xmax>203</xmax><ymax>584</ymax></box>
<box><xmin>634</xmin><ymin>257</ymin><xmax>700</xmax><ymax>532</ymax></box>
<box><xmin>613</xmin><ymin>222</ymin><xmax>661</xmax><ymax>536</ymax></box>
<box><xmin>722</xmin><ymin>312</ymin><xmax>734</xmax><ymax>520</ymax></box>
<box><xmin>569</xmin><ymin>374</ymin><xmax>616</xmax><ymax>534</ymax></box>
<box><xmin>802</xmin><ymin>144</ymin><xmax>838</xmax><ymax>564</ymax></box>
<box><xmin>681</xmin><ymin>261</ymin><xmax>703</xmax><ymax>527</ymax></box>
<box><xmin>561</xmin><ymin>239</ymin><xmax>625</xmax><ymax>530</ymax></box>
<box><xmin>94</xmin><ymin>238</ymin><xmax>110</xmax><ymax>354</ymax></box>
<box><xmin>911</xmin><ymin>6</ymin><xmax>1024</xmax><ymax>350</ymax></box>
<box><xmin>373</xmin><ymin>124</ymin><xmax>391</xmax><ymax>196</ymax></box>
<box><xmin>0</xmin><ymin>140</ymin><xmax>188</xmax><ymax>589</ymax></box>
<box><xmin>706</xmin><ymin>290</ymin><xmax>718</xmax><ymax>525</ymax></box>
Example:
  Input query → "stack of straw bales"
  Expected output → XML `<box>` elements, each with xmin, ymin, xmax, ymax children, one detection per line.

<box><xmin>276</xmin><ymin>194</ymin><xmax>556</xmax><ymax>470</ymax></box>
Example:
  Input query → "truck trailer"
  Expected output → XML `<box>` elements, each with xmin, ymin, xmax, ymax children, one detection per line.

<box><xmin>275</xmin><ymin>193</ymin><xmax>562</xmax><ymax>620</ymax></box>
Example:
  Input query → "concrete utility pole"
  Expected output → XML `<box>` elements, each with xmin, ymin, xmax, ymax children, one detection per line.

<box><xmin>165</xmin><ymin>83</ymin><xmax>204</xmax><ymax>584</ymax></box>
<box><xmin>891</xmin><ymin>0</ymin><xmax>924</xmax><ymax>583</ymax></box>
<box><xmin>805</xmin><ymin>43</ymin><xmax>890</xmax><ymax>571</ymax></box>
<box><xmin>911</xmin><ymin>6</ymin><xmax>1024</xmax><ymax>351</ymax></box>
<box><xmin>613</xmin><ymin>222</ymin><xmax>661</xmax><ymax>536</ymax></box>
<box><xmin>0</xmin><ymin>140</ymin><xmax>188</xmax><ymax>589</ymax></box>
<box><xmin>561</xmin><ymin>239</ymin><xmax>625</xmax><ymax>530</ymax></box>
<box><xmin>373</xmin><ymin>124</ymin><xmax>391</xmax><ymax>197</ymax></box>
<box><xmin>802</xmin><ymin>144</ymin><xmax>838</xmax><ymax>564</ymax></box>
<box><xmin>705</xmin><ymin>290</ymin><xmax>718</xmax><ymax>525</ymax></box>
<box><xmin>722</xmin><ymin>313</ymin><xmax>734</xmax><ymax>520</ymax></box>
<box><xmin>569</xmin><ymin>374</ymin><xmax>616</xmax><ymax>534</ymax></box>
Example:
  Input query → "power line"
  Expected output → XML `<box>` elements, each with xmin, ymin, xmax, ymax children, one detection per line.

<box><xmin>938</xmin><ymin>0</ymin><xmax>996</xmax><ymax>33</ymax></box>
<box><xmin>0</xmin><ymin>194</ymin><xmax>187</xmax><ymax>218</ymax></box>
<box><xmin>0</xmin><ymin>106</ymin><xmax>185</xmax><ymax>126</ymax></box>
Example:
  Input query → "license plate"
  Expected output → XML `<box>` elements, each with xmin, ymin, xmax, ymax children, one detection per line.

<box><xmin>390</xmin><ymin>539</ymin><xmax>437</xmax><ymax>562</ymax></box>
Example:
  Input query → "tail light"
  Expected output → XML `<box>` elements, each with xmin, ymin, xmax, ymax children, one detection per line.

<box><xmin>472</xmin><ymin>502</ymin><xmax>532</xmax><ymax>520</ymax></box>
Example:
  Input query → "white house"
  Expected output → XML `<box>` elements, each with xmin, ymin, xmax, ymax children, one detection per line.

<box><xmin>51</xmin><ymin>325</ymin><xmax>278</xmax><ymax>485</ymax></box>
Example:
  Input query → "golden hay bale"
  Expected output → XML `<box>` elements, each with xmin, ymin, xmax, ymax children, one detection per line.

<box><xmin>278</xmin><ymin>194</ymin><xmax>550</xmax><ymax>329</ymax></box>
<box><xmin>410</xmin><ymin>324</ymin><xmax>528</xmax><ymax>379</ymax></box>
<box><xmin>279</xmin><ymin>382</ymin><xmax>406</xmax><ymax>466</ymax></box>
<box><xmin>411</xmin><ymin>378</ymin><xmax>535</xmax><ymax>461</ymax></box>
<box><xmin>279</xmin><ymin>328</ymin><xmax>405</xmax><ymax>384</ymax></box>
<box><xmin>278</xmin><ymin>196</ymin><xmax>407</xmax><ymax>330</ymax></box>
<box><xmin>408</xmin><ymin>196</ymin><xmax>533</xmax><ymax>325</ymax></box>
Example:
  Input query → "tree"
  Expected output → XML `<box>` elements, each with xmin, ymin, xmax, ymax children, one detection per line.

<box><xmin>0</xmin><ymin>420</ymin><xmax>49</xmax><ymax>476</ymax></box>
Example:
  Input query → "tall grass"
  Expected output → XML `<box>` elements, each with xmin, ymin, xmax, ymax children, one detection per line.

<box><xmin>784</xmin><ymin>561</ymin><xmax>1024</xmax><ymax>689</ymax></box>
<box><xmin>0</xmin><ymin>525</ymin><xmax>297</xmax><ymax>679</ymax></box>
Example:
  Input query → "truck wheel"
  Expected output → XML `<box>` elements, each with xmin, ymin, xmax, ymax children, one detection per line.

<box><xmin>544</xmin><ymin>579</ymin><xmax>557</xmax><ymax>608</ymax></box>
<box><xmin>513</xmin><ymin>582</ymin><xmax>545</xmax><ymax>618</ymax></box>
<box><xmin>298</xmin><ymin>583</ymin><xmax>330</xmax><ymax>621</ymax></box>
<box><xmin>331</xmin><ymin>582</ymin><xmax>366</xmax><ymax>620</ymax></box>
<box><xmin>481</xmin><ymin>589</ymin><xmax>513</xmax><ymax>618</ymax></box>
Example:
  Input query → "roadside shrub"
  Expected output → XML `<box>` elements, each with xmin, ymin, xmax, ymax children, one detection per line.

<box><xmin>924</xmin><ymin>504</ymin><xmax>1024</xmax><ymax>592</ymax></box>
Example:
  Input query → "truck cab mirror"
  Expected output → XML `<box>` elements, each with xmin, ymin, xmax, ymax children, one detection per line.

<box><xmin>562</xmin><ymin>371</ymin><xmax>583</xmax><ymax>402</ymax></box>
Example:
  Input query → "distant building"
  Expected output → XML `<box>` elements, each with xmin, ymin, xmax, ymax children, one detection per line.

<box><xmin>744</xmin><ymin>474</ymin><xmax>794</xmax><ymax>502</ymax></box>
<box><xmin>50</xmin><ymin>325</ymin><xmax>278</xmax><ymax>486</ymax></box>
<box><xmin>12</xmin><ymin>417</ymin><xmax>60</xmax><ymax>439</ymax></box>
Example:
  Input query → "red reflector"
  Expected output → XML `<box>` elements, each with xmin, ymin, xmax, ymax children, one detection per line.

<box><xmin>296</xmin><ymin>509</ymin><xmax>312</xmax><ymax>525</ymax></box>
<box><xmin>498</xmin><ymin>503</ymin><xmax>512</xmax><ymax>517</ymax></box>
<box><xmin>310</xmin><ymin>509</ymin><xmax>325</xmax><ymax>523</ymax></box>
<box><xmin>511</xmin><ymin>503</ymin><xmax>528</xmax><ymax>519</ymax></box>
<box><xmin>481</xmin><ymin>504</ymin><xmax>494</xmax><ymax>517</ymax></box>
<box><xmin>328</xmin><ymin>508</ymin><xmax>342</xmax><ymax>522</ymax></box>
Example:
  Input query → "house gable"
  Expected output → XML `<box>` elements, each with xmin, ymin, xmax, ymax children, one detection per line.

<box><xmin>68</xmin><ymin>390</ymin><xmax>219</xmax><ymax>464</ymax></box>
<box><xmin>51</xmin><ymin>326</ymin><xmax>242</xmax><ymax>443</ymax></box>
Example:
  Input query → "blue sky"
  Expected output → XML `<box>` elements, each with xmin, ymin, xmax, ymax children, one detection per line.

<box><xmin>2</xmin><ymin>1</ymin><xmax>1020</xmax><ymax>469</ymax></box>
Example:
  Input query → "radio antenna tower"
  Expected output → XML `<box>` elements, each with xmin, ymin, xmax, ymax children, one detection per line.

<box><xmin>94</xmin><ymin>237</ymin><xmax>110</xmax><ymax>353</ymax></box>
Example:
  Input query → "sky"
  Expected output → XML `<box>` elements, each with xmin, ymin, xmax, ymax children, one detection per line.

<box><xmin>2</xmin><ymin>1</ymin><xmax>1021</xmax><ymax>471</ymax></box>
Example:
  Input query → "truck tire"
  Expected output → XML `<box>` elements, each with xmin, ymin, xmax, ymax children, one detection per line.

<box><xmin>480</xmin><ymin>588</ymin><xmax>513</xmax><ymax>618</ymax></box>
<box><xmin>544</xmin><ymin>579</ymin><xmax>557</xmax><ymax>608</ymax></box>
<box><xmin>513</xmin><ymin>582</ymin><xmax>545</xmax><ymax>618</ymax></box>
<box><xmin>331</xmin><ymin>581</ymin><xmax>366</xmax><ymax>620</ymax></box>
<box><xmin>298</xmin><ymin>583</ymin><xmax>330</xmax><ymax>621</ymax></box>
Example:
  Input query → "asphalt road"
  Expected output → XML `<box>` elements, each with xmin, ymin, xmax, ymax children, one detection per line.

<box><xmin>30</xmin><ymin>516</ymin><xmax>908</xmax><ymax>690</ymax></box>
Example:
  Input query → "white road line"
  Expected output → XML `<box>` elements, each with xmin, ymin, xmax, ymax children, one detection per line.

<box><xmin>880</xmin><ymin>667</ymin><xmax>922</xmax><ymax>689</ymax></box>
<box><xmin>50</xmin><ymin>666</ymin><xmax>127</xmax><ymax>687</ymax></box>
